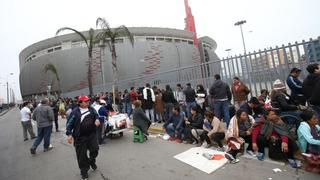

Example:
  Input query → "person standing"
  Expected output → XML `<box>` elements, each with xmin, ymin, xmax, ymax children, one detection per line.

<box><xmin>66</xmin><ymin>95</ymin><xmax>101</xmax><ymax>180</ymax></box>
<box><xmin>209</xmin><ymin>74</ymin><xmax>232</xmax><ymax>127</ymax></box>
<box><xmin>30</xmin><ymin>98</ymin><xmax>54</xmax><ymax>155</ymax></box>
<box><xmin>142</xmin><ymin>83</ymin><xmax>155</xmax><ymax>122</ymax></box>
<box><xmin>51</xmin><ymin>100</ymin><xmax>60</xmax><ymax>132</ymax></box>
<box><xmin>20</xmin><ymin>101</ymin><xmax>36</xmax><ymax>141</ymax></box>
<box><xmin>92</xmin><ymin>97</ymin><xmax>107</xmax><ymax>145</ymax></box>
<box><xmin>162</xmin><ymin>85</ymin><xmax>176</xmax><ymax>122</ymax></box>
<box><xmin>303</xmin><ymin>63</ymin><xmax>320</xmax><ymax>119</ymax></box>
<box><xmin>287</xmin><ymin>68</ymin><xmax>305</xmax><ymax>105</ymax></box>
<box><xmin>183</xmin><ymin>83</ymin><xmax>196</xmax><ymax>118</ymax></box>
<box><xmin>174</xmin><ymin>84</ymin><xmax>186</xmax><ymax>115</ymax></box>
<box><xmin>231</xmin><ymin>77</ymin><xmax>250</xmax><ymax>110</ymax></box>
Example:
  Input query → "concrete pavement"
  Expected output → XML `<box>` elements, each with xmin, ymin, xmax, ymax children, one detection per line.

<box><xmin>0</xmin><ymin>108</ymin><xmax>318</xmax><ymax>180</ymax></box>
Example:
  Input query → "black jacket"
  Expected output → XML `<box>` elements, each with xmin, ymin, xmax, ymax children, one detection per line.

<box><xmin>133</xmin><ymin>107</ymin><xmax>151</xmax><ymax>135</ymax></box>
<box><xmin>302</xmin><ymin>74</ymin><xmax>320</xmax><ymax>100</ymax></box>
<box><xmin>162</xmin><ymin>90</ymin><xmax>176</xmax><ymax>103</ymax></box>
<box><xmin>183</xmin><ymin>87</ymin><xmax>196</xmax><ymax>103</ymax></box>
<box><xmin>209</xmin><ymin>80</ymin><xmax>232</xmax><ymax>101</ymax></box>
<box><xmin>271</xmin><ymin>92</ymin><xmax>298</xmax><ymax>111</ymax></box>
<box><xmin>309</xmin><ymin>81</ymin><xmax>320</xmax><ymax>106</ymax></box>
<box><xmin>188</xmin><ymin>113</ymin><xmax>204</xmax><ymax>129</ymax></box>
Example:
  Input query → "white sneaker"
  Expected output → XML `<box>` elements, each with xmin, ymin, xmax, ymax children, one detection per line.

<box><xmin>224</xmin><ymin>153</ymin><xmax>235</xmax><ymax>161</ymax></box>
<box><xmin>246</xmin><ymin>150</ymin><xmax>256</xmax><ymax>157</ymax></box>
<box><xmin>230</xmin><ymin>158</ymin><xmax>240</xmax><ymax>164</ymax></box>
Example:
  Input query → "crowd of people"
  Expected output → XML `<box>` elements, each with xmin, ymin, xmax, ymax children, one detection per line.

<box><xmin>19</xmin><ymin>63</ymin><xmax>320</xmax><ymax>179</ymax></box>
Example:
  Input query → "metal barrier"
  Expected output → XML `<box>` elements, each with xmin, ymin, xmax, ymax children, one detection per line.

<box><xmin>89</xmin><ymin>37</ymin><xmax>320</xmax><ymax>98</ymax></box>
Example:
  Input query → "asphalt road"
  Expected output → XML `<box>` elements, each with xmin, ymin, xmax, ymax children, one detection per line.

<box><xmin>0</xmin><ymin>108</ymin><xmax>318</xmax><ymax>180</ymax></box>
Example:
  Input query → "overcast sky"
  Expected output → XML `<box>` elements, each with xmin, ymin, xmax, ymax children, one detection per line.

<box><xmin>0</xmin><ymin>0</ymin><xmax>319</xmax><ymax>101</ymax></box>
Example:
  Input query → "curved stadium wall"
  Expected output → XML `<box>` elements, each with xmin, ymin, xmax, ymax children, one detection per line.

<box><xmin>19</xmin><ymin>27</ymin><xmax>220</xmax><ymax>99</ymax></box>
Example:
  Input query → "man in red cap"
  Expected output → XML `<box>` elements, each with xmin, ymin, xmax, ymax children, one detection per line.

<box><xmin>66</xmin><ymin>95</ymin><xmax>100</xmax><ymax>180</ymax></box>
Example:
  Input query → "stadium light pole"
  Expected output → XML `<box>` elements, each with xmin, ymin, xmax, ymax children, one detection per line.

<box><xmin>234</xmin><ymin>20</ymin><xmax>247</xmax><ymax>54</ymax></box>
<box><xmin>6</xmin><ymin>73</ymin><xmax>13</xmax><ymax>104</ymax></box>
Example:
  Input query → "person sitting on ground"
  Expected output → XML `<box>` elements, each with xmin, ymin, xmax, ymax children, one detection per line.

<box><xmin>163</xmin><ymin>105</ymin><xmax>185</xmax><ymax>143</ymax></box>
<box><xmin>252</xmin><ymin>109</ymin><xmax>300</xmax><ymax>168</ymax></box>
<box><xmin>258</xmin><ymin>89</ymin><xmax>270</xmax><ymax>105</ymax></box>
<box><xmin>132</xmin><ymin>100</ymin><xmax>151</xmax><ymax>139</ymax></box>
<box><xmin>198</xmin><ymin>111</ymin><xmax>226</xmax><ymax>149</ymax></box>
<box><xmin>240</xmin><ymin>97</ymin><xmax>264</xmax><ymax>119</ymax></box>
<box><xmin>183</xmin><ymin>106</ymin><xmax>204</xmax><ymax>144</ymax></box>
<box><xmin>298</xmin><ymin>110</ymin><xmax>320</xmax><ymax>173</ymax></box>
<box><xmin>225</xmin><ymin>109</ymin><xmax>255</xmax><ymax>164</ymax></box>
<box><xmin>271</xmin><ymin>79</ymin><xmax>306</xmax><ymax>124</ymax></box>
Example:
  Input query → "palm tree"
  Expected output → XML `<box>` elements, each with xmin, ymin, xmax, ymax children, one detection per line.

<box><xmin>44</xmin><ymin>63</ymin><xmax>61</xmax><ymax>96</ymax></box>
<box><xmin>96</xmin><ymin>17</ymin><xmax>134</xmax><ymax>104</ymax></box>
<box><xmin>56</xmin><ymin>27</ymin><xmax>97</xmax><ymax>97</ymax></box>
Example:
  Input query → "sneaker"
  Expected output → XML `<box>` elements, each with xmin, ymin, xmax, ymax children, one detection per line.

<box><xmin>24</xmin><ymin>138</ymin><xmax>29</xmax><ymax>141</ymax></box>
<box><xmin>191</xmin><ymin>141</ymin><xmax>198</xmax><ymax>145</ymax></box>
<box><xmin>175</xmin><ymin>138</ymin><xmax>182</xmax><ymax>143</ymax></box>
<box><xmin>216</xmin><ymin>146</ymin><xmax>225</xmax><ymax>152</ymax></box>
<box><xmin>31</xmin><ymin>136</ymin><xmax>36</xmax><ymax>139</ymax></box>
<box><xmin>230</xmin><ymin>158</ymin><xmax>240</xmax><ymax>164</ymax></box>
<box><xmin>81</xmin><ymin>173</ymin><xmax>89</xmax><ymax>180</ymax></box>
<box><xmin>44</xmin><ymin>144</ymin><xmax>54</xmax><ymax>152</ymax></box>
<box><xmin>203</xmin><ymin>144</ymin><xmax>212</xmax><ymax>148</ymax></box>
<box><xmin>246</xmin><ymin>150</ymin><xmax>256</xmax><ymax>157</ymax></box>
<box><xmin>288</xmin><ymin>159</ymin><xmax>301</xmax><ymax>168</ymax></box>
<box><xmin>30</xmin><ymin>147</ymin><xmax>36</xmax><ymax>155</ymax></box>
<box><xmin>256</xmin><ymin>153</ymin><xmax>265</xmax><ymax>161</ymax></box>
<box><xmin>90</xmin><ymin>163</ymin><xmax>97</xmax><ymax>171</ymax></box>
<box><xmin>168</xmin><ymin>136</ymin><xmax>175</xmax><ymax>141</ymax></box>
<box><xmin>224</xmin><ymin>153</ymin><xmax>235</xmax><ymax>162</ymax></box>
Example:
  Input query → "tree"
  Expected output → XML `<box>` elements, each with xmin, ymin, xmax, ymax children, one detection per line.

<box><xmin>96</xmin><ymin>17</ymin><xmax>134</xmax><ymax>104</ymax></box>
<box><xmin>44</xmin><ymin>63</ymin><xmax>61</xmax><ymax>96</ymax></box>
<box><xmin>56</xmin><ymin>27</ymin><xmax>97</xmax><ymax>97</ymax></box>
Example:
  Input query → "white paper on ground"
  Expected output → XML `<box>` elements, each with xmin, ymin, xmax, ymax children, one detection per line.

<box><xmin>174</xmin><ymin>147</ymin><xmax>228</xmax><ymax>174</ymax></box>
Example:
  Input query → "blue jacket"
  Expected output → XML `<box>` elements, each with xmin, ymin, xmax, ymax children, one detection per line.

<box><xmin>66</xmin><ymin>106</ymin><xmax>99</xmax><ymax>138</ymax></box>
<box><xmin>164</xmin><ymin>112</ymin><xmax>185</xmax><ymax>131</ymax></box>
<box><xmin>297</xmin><ymin>122</ymin><xmax>320</xmax><ymax>153</ymax></box>
<box><xmin>286</xmin><ymin>75</ymin><xmax>303</xmax><ymax>95</ymax></box>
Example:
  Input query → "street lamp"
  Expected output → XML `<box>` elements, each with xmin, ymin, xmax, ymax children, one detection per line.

<box><xmin>234</xmin><ymin>20</ymin><xmax>247</xmax><ymax>54</ymax></box>
<box><xmin>6</xmin><ymin>73</ymin><xmax>13</xmax><ymax>104</ymax></box>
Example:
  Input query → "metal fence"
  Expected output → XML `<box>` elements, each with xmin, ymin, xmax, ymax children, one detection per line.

<box><xmin>62</xmin><ymin>36</ymin><xmax>320</xmax><ymax>98</ymax></box>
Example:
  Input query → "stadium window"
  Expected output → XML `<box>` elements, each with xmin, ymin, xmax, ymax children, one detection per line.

<box><xmin>32</xmin><ymin>54</ymin><xmax>36</xmax><ymax>58</ymax></box>
<box><xmin>157</xmin><ymin>37</ymin><xmax>164</xmax><ymax>41</ymax></box>
<box><xmin>165</xmin><ymin>38</ymin><xmax>173</xmax><ymax>42</ymax></box>
<box><xmin>115</xmin><ymin>39</ymin><xmax>124</xmax><ymax>43</ymax></box>
<box><xmin>54</xmin><ymin>46</ymin><xmax>62</xmax><ymax>51</ymax></box>
<box><xmin>47</xmin><ymin>49</ymin><xmax>53</xmax><ymax>53</ymax></box>
<box><xmin>188</xmin><ymin>41</ymin><xmax>194</xmax><ymax>45</ymax></box>
<box><xmin>182</xmin><ymin>40</ymin><xmax>187</xmax><ymax>43</ymax></box>
<box><xmin>146</xmin><ymin>37</ymin><xmax>155</xmax><ymax>41</ymax></box>
<box><xmin>174</xmin><ymin>39</ymin><xmax>181</xmax><ymax>43</ymax></box>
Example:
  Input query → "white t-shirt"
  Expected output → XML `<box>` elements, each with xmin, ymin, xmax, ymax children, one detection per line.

<box><xmin>20</xmin><ymin>107</ymin><xmax>31</xmax><ymax>122</ymax></box>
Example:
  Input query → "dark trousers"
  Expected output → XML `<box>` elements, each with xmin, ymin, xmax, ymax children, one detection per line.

<box><xmin>75</xmin><ymin>133</ymin><xmax>99</xmax><ymax>176</ymax></box>
<box><xmin>227</xmin><ymin>135</ymin><xmax>253</xmax><ymax>158</ymax></box>
<box><xmin>21</xmin><ymin>121</ymin><xmax>35</xmax><ymax>139</ymax></box>
<box><xmin>32</xmin><ymin>125</ymin><xmax>52</xmax><ymax>149</ymax></box>
<box><xmin>54</xmin><ymin>113</ymin><xmax>59</xmax><ymax>131</ymax></box>
<box><xmin>96</xmin><ymin>121</ymin><xmax>104</xmax><ymax>144</ymax></box>
<box><xmin>200</xmin><ymin>131</ymin><xmax>225</xmax><ymax>147</ymax></box>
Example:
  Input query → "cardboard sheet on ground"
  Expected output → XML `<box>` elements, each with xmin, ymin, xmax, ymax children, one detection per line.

<box><xmin>174</xmin><ymin>147</ymin><xmax>228</xmax><ymax>174</ymax></box>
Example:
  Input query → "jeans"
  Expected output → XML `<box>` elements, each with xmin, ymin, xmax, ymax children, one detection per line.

<box><xmin>186</xmin><ymin>102</ymin><xmax>196</xmax><ymax>118</ymax></box>
<box><xmin>124</xmin><ymin>102</ymin><xmax>132</xmax><ymax>114</ymax></box>
<box><xmin>145</xmin><ymin>109</ymin><xmax>154</xmax><ymax>122</ymax></box>
<box><xmin>32</xmin><ymin>125</ymin><xmax>52</xmax><ymax>149</ymax></box>
<box><xmin>213</xmin><ymin>100</ymin><xmax>230</xmax><ymax>128</ymax></box>
<box><xmin>164</xmin><ymin>123</ymin><xmax>183</xmax><ymax>139</ymax></box>
<box><xmin>21</xmin><ymin>121</ymin><xmax>35</xmax><ymax>139</ymax></box>
<box><xmin>164</xmin><ymin>103</ymin><xmax>174</xmax><ymax>121</ymax></box>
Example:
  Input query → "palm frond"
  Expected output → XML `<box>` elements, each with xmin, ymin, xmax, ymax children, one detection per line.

<box><xmin>56</xmin><ymin>27</ymin><xmax>89</xmax><ymax>47</ymax></box>
<box><xmin>96</xmin><ymin>17</ymin><xmax>111</xmax><ymax>32</ymax></box>
<box><xmin>115</xmin><ymin>25</ymin><xmax>134</xmax><ymax>47</ymax></box>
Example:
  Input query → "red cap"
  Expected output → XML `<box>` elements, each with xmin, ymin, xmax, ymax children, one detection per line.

<box><xmin>78</xmin><ymin>95</ymin><xmax>90</xmax><ymax>102</ymax></box>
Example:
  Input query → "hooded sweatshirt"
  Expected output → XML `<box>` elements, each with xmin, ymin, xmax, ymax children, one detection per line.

<box><xmin>303</xmin><ymin>74</ymin><xmax>320</xmax><ymax>100</ymax></box>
